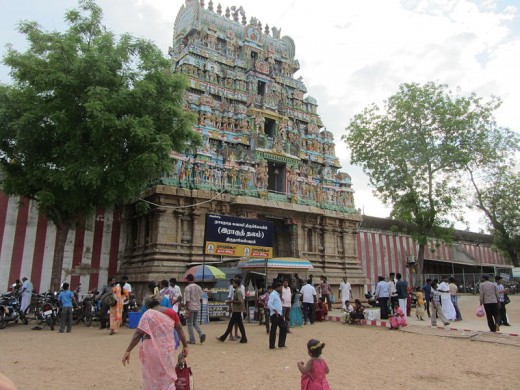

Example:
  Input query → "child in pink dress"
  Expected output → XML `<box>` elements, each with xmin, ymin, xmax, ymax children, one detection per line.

<box><xmin>297</xmin><ymin>339</ymin><xmax>330</xmax><ymax>390</ymax></box>
<box><xmin>389</xmin><ymin>304</ymin><xmax>407</xmax><ymax>329</ymax></box>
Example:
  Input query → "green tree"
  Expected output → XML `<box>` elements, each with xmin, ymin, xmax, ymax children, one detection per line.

<box><xmin>0</xmin><ymin>0</ymin><xmax>200</xmax><ymax>290</ymax></box>
<box><xmin>343</xmin><ymin>82</ymin><xmax>507</xmax><ymax>280</ymax></box>
<box><xmin>468</xmin><ymin>163</ymin><xmax>520</xmax><ymax>266</ymax></box>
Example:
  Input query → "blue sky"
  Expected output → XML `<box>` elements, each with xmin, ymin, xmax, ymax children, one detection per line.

<box><xmin>1</xmin><ymin>0</ymin><xmax>519</xmax><ymax>232</ymax></box>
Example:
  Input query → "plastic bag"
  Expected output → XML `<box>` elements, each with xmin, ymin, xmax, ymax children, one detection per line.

<box><xmin>475</xmin><ymin>305</ymin><xmax>485</xmax><ymax>317</ymax></box>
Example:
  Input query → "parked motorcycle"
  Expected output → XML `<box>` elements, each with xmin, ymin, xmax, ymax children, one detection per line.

<box><xmin>364</xmin><ymin>292</ymin><xmax>379</xmax><ymax>308</ymax></box>
<box><xmin>84</xmin><ymin>290</ymin><xmax>102</xmax><ymax>326</ymax></box>
<box><xmin>35</xmin><ymin>292</ymin><xmax>58</xmax><ymax>330</ymax></box>
<box><xmin>0</xmin><ymin>292</ymin><xmax>28</xmax><ymax>329</ymax></box>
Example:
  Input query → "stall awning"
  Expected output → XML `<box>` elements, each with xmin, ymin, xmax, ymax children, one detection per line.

<box><xmin>238</xmin><ymin>257</ymin><xmax>314</xmax><ymax>270</ymax></box>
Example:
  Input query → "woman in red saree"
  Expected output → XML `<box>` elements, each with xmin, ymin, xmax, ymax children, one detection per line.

<box><xmin>314</xmin><ymin>298</ymin><xmax>328</xmax><ymax>322</ymax></box>
<box><xmin>122</xmin><ymin>300</ymin><xmax>188</xmax><ymax>389</ymax></box>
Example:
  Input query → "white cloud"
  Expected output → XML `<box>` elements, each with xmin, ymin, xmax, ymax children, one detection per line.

<box><xmin>1</xmin><ymin>0</ymin><xmax>518</xmax><ymax>232</ymax></box>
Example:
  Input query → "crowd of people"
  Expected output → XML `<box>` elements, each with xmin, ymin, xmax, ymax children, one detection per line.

<box><xmin>370</xmin><ymin>273</ymin><xmax>512</xmax><ymax>332</ymax></box>
<box><xmin>5</xmin><ymin>271</ymin><xmax>512</xmax><ymax>389</ymax></box>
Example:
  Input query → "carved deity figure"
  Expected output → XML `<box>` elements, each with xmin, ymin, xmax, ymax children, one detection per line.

<box><xmin>255</xmin><ymin>160</ymin><xmax>268</xmax><ymax>189</ymax></box>
<box><xmin>194</xmin><ymin>163</ymin><xmax>201</xmax><ymax>185</ymax></box>
<box><xmin>240</xmin><ymin>169</ymin><xmax>251</xmax><ymax>189</ymax></box>
<box><xmin>228</xmin><ymin>166</ymin><xmax>238</xmax><ymax>188</ymax></box>
<box><xmin>255</xmin><ymin>115</ymin><xmax>265</xmax><ymax>134</ymax></box>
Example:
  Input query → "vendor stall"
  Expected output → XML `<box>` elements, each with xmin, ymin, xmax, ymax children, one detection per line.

<box><xmin>238</xmin><ymin>257</ymin><xmax>314</xmax><ymax>289</ymax></box>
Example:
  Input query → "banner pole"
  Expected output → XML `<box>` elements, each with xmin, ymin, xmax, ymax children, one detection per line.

<box><xmin>200</xmin><ymin>214</ymin><xmax>208</xmax><ymax>325</ymax></box>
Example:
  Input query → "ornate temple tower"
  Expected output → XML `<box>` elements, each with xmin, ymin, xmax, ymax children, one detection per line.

<box><xmin>121</xmin><ymin>0</ymin><xmax>366</xmax><ymax>295</ymax></box>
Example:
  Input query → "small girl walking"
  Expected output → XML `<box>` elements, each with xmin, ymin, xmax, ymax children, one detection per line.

<box><xmin>297</xmin><ymin>339</ymin><xmax>330</xmax><ymax>390</ymax></box>
<box><xmin>415</xmin><ymin>286</ymin><xmax>425</xmax><ymax>321</ymax></box>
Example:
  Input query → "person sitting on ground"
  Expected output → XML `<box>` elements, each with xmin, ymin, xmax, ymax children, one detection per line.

<box><xmin>315</xmin><ymin>297</ymin><xmax>328</xmax><ymax>322</ymax></box>
<box><xmin>342</xmin><ymin>300</ymin><xmax>354</xmax><ymax>324</ymax></box>
<box><xmin>389</xmin><ymin>303</ymin><xmax>407</xmax><ymax>330</ymax></box>
<box><xmin>348</xmin><ymin>299</ymin><xmax>365</xmax><ymax>325</ymax></box>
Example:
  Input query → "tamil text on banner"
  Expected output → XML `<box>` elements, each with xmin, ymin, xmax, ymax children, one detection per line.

<box><xmin>204</xmin><ymin>214</ymin><xmax>273</xmax><ymax>258</ymax></box>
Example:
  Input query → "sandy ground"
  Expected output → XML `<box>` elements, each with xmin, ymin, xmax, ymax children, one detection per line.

<box><xmin>1</xmin><ymin>295</ymin><xmax>519</xmax><ymax>390</ymax></box>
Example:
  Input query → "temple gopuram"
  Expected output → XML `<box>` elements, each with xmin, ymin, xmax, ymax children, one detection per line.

<box><xmin>120</xmin><ymin>0</ymin><xmax>366</xmax><ymax>295</ymax></box>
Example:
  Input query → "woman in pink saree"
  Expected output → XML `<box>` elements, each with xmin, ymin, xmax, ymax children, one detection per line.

<box><xmin>122</xmin><ymin>300</ymin><xmax>188</xmax><ymax>389</ymax></box>
<box><xmin>389</xmin><ymin>304</ymin><xmax>407</xmax><ymax>330</ymax></box>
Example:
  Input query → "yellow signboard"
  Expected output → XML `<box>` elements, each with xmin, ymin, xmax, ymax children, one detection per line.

<box><xmin>205</xmin><ymin>242</ymin><xmax>273</xmax><ymax>258</ymax></box>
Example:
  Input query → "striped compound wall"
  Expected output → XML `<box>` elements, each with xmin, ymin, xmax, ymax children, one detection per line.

<box><xmin>1</xmin><ymin>191</ymin><xmax>511</xmax><ymax>294</ymax></box>
<box><xmin>0</xmin><ymin>192</ymin><xmax>123</xmax><ymax>294</ymax></box>
<box><xmin>357</xmin><ymin>229</ymin><xmax>510</xmax><ymax>290</ymax></box>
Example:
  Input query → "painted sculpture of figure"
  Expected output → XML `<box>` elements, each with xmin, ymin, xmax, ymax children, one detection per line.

<box><xmin>255</xmin><ymin>115</ymin><xmax>265</xmax><ymax>134</ymax></box>
<box><xmin>291</xmin><ymin>177</ymin><xmax>299</xmax><ymax>196</ymax></box>
<box><xmin>240</xmin><ymin>170</ymin><xmax>251</xmax><ymax>190</ymax></box>
<box><xmin>214</xmin><ymin>168</ymin><xmax>222</xmax><ymax>188</ymax></box>
<box><xmin>194</xmin><ymin>163</ymin><xmax>202</xmax><ymax>185</ymax></box>
<box><xmin>179</xmin><ymin>161</ymin><xmax>186</xmax><ymax>181</ymax></box>
<box><xmin>228</xmin><ymin>166</ymin><xmax>238</xmax><ymax>188</ymax></box>
<box><xmin>207</xmin><ymin>166</ymin><xmax>214</xmax><ymax>186</ymax></box>
<box><xmin>184</xmin><ymin>161</ymin><xmax>192</xmax><ymax>183</ymax></box>
<box><xmin>255</xmin><ymin>160</ymin><xmax>268</xmax><ymax>190</ymax></box>
<box><xmin>301</xmin><ymin>181</ymin><xmax>309</xmax><ymax>199</ymax></box>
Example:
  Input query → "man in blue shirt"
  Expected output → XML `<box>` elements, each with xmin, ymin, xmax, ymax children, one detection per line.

<box><xmin>267</xmin><ymin>282</ymin><xmax>287</xmax><ymax>349</ymax></box>
<box><xmin>422</xmin><ymin>279</ymin><xmax>432</xmax><ymax>317</ymax></box>
<box><xmin>375</xmin><ymin>276</ymin><xmax>390</xmax><ymax>319</ymax></box>
<box><xmin>58</xmin><ymin>282</ymin><xmax>78</xmax><ymax>333</ymax></box>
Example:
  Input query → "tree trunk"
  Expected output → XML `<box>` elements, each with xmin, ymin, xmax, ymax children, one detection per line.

<box><xmin>415</xmin><ymin>244</ymin><xmax>426</xmax><ymax>287</ymax></box>
<box><xmin>508</xmin><ymin>249</ymin><xmax>519</xmax><ymax>267</ymax></box>
<box><xmin>50</xmin><ymin>221</ymin><xmax>73</xmax><ymax>292</ymax></box>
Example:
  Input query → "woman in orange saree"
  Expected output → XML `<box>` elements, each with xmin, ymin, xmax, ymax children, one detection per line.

<box><xmin>109</xmin><ymin>282</ymin><xmax>127</xmax><ymax>335</ymax></box>
<box><xmin>122</xmin><ymin>301</ymin><xmax>188</xmax><ymax>390</ymax></box>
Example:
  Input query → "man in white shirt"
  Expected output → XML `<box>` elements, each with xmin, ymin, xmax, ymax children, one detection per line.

<box><xmin>300</xmin><ymin>279</ymin><xmax>317</xmax><ymax>325</ymax></box>
<box><xmin>168</xmin><ymin>278</ymin><xmax>182</xmax><ymax>312</ymax></box>
<box><xmin>438</xmin><ymin>276</ymin><xmax>456</xmax><ymax>321</ymax></box>
<box><xmin>121</xmin><ymin>276</ymin><xmax>132</xmax><ymax>326</ymax></box>
<box><xmin>388</xmin><ymin>272</ymin><xmax>398</xmax><ymax>313</ymax></box>
<box><xmin>122</xmin><ymin>275</ymin><xmax>132</xmax><ymax>294</ymax></box>
<box><xmin>20</xmin><ymin>277</ymin><xmax>33</xmax><ymax>314</ymax></box>
<box><xmin>281</xmin><ymin>279</ymin><xmax>292</xmax><ymax>331</ymax></box>
<box><xmin>339</xmin><ymin>277</ymin><xmax>352</xmax><ymax>309</ymax></box>
<box><xmin>375</xmin><ymin>276</ymin><xmax>390</xmax><ymax>319</ymax></box>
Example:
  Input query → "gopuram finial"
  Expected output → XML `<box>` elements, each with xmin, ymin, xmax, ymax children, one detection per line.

<box><xmin>200</xmin><ymin>0</ymin><xmax>205</xmax><ymax>9</ymax></box>
<box><xmin>225</xmin><ymin>7</ymin><xmax>230</xmax><ymax>18</ymax></box>
<box><xmin>208</xmin><ymin>0</ymin><xmax>214</xmax><ymax>11</ymax></box>
<box><xmin>217</xmin><ymin>3</ymin><xmax>222</xmax><ymax>14</ymax></box>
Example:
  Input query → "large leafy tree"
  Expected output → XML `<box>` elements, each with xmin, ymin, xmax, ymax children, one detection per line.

<box><xmin>0</xmin><ymin>0</ymin><xmax>200</xmax><ymax>290</ymax></box>
<box><xmin>468</xmin><ymin>162</ymin><xmax>520</xmax><ymax>266</ymax></box>
<box><xmin>343</xmin><ymin>82</ymin><xmax>508</xmax><ymax>280</ymax></box>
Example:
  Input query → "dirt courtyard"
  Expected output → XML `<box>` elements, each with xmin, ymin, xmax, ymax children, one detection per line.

<box><xmin>1</xmin><ymin>296</ymin><xmax>519</xmax><ymax>390</ymax></box>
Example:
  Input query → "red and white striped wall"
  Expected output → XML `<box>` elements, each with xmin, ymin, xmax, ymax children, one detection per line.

<box><xmin>0</xmin><ymin>192</ymin><xmax>123</xmax><ymax>294</ymax></box>
<box><xmin>357</xmin><ymin>229</ymin><xmax>510</xmax><ymax>290</ymax></box>
<box><xmin>1</xmin><ymin>189</ymin><xmax>511</xmax><ymax>295</ymax></box>
<box><xmin>357</xmin><ymin>230</ymin><xmax>413</xmax><ymax>288</ymax></box>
